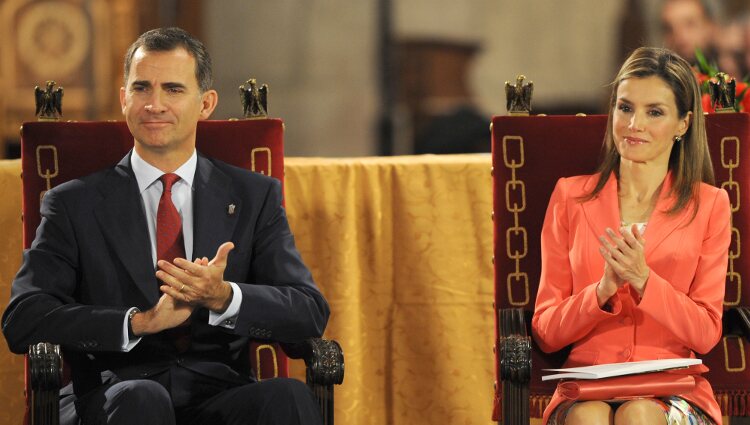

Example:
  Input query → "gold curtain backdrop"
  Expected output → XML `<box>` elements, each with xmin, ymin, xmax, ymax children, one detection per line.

<box><xmin>0</xmin><ymin>154</ymin><xmax>501</xmax><ymax>425</ymax></box>
<box><xmin>0</xmin><ymin>159</ymin><xmax>24</xmax><ymax>425</ymax></box>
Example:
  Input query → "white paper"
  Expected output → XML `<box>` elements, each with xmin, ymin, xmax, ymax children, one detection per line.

<box><xmin>541</xmin><ymin>358</ymin><xmax>702</xmax><ymax>381</ymax></box>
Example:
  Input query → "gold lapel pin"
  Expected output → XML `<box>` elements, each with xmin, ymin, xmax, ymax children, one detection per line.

<box><xmin>227</xmin><ymin>204</ymin><xmax>236</xmax><ymax>215</ymax></box>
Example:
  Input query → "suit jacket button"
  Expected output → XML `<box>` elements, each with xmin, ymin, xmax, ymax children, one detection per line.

<box><xmin>621</xmin><ymin>316</ymin><xmax>633</xmax><ymax>326</ymax></box>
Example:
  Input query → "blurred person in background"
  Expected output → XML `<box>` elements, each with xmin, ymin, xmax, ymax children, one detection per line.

<box><xmin>743</xmin><ymin>13</ymin><xmax>750</xmax><ymax>78</ymax></box>
<box><xmin>661</xmin><ymin>0</ymin><xmax>717</xmax><ymax>64</ymax></box>
<box><xmin>713</xmin><ymin>17</ymin><xmax>748</xmax><ymax>79</ymax></box>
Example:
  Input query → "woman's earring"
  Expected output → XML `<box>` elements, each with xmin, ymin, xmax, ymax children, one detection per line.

<box><xmin>674</xmin><ymin>135</ymin><xmax>682</xmax><ymax>142</ymax></box>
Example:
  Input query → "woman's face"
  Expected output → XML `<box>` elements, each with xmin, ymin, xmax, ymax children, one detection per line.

<box><xmin>612</xmin><ymin>75</ymin><xmax>691</xmax><ymax>167</ymax></box>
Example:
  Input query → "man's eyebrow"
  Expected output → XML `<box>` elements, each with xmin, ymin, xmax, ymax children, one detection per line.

<box><xmin>131</xmin><ymin>80</ymin><xmax>151</xmax><ymax>87</ymax></box>
<box><xmin>162</xmin><ymin>82</ymin><xmax>187</xmax><ymax>89</ymax></box>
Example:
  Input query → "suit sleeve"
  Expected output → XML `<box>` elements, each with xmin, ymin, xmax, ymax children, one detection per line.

<box><xmin>637</xmin><ymin>189</ymin><xmax>730</xmax><ymax>354</ymax></box>
<box><xmin>2</xmin><ymin>189</ymin><xmax>128</xmax><ymax>354</ymax></box>
<box><xmin>531</xmin><ymin>178</ymin><xmax>620</xmax><ymax>353</ymax></box>
<box><xmin>232</xmin><ymin>179</ymin><xmax>330</xmax><ymax>343</ymax></box>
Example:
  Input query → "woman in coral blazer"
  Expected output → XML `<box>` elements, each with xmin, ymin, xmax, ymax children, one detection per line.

<box><xmin>532</xmin><ymin>47</ymin><xmax>730</xmax><ymax>424</ymax></box>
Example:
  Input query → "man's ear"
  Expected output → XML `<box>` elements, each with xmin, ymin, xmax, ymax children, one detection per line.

<box><xmin>119</xmin><ymin>87</ymin><xmax>127</xmax><ymax>114</ymax></box>
<box><xmin>199</xmin><ymin>90</ymin><xmax>218</xmax><ymax>119</ymax></box>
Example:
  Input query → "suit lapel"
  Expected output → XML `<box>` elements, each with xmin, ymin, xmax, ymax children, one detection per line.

<box><xmin>192</xmin><ymin>154</ymin><xmax>240</xmax><ymax>260</ymax></box>
<box><xmin>93</xmin><ymin>153</ymin><xmax>159</xmax><ymax>304</ymax></box>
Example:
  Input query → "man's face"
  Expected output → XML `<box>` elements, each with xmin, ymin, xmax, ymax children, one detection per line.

<box><xmin>661</xmin><ymin>0</ymin><xmax>714</xmax><ymax>61</ymax></box>
<box><xmin>120</xmin><ymin>47</ymin><xmax>216</xmax><ymax>157</ymax></box>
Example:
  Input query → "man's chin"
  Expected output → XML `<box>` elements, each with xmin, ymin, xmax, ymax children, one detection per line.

<box><xmin>134</xmin><ymin>138</ymin><xmax>173</xmax><ymax>151</ymax></box>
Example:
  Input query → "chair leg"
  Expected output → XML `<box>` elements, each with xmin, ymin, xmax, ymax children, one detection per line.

<box><xmin>310</xmin><ymin>384</ymin><xmax>334</xmax><ymax>425</ymax></box>
<box><xmin>326</xmin><ymin>384</ymin><xmax>334</xmax><ymax>425</ymax></box>
<box><xmin>311</xmin><ymin>384</ymin><xmax>333</xmax><ymax>425</ymax></box>
<box><xmin>32</xmin><ymin>388</ymin><xmax>59</xmax><ymax>425</ymax></box>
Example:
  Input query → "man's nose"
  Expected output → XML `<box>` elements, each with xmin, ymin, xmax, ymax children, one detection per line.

<box><xmin>144</xmin><ymin>91</ymin><xmax>167</xmax><ymax>113</ymax></box>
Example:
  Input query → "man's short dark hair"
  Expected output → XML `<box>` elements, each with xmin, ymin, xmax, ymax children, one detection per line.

<box><xmin>123</xmin><ymin>27</ymin><xmax>213</xmax><ymax>92</ymax></box>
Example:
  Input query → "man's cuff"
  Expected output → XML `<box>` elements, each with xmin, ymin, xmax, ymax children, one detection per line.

<box><xmin>121</xmin><ymin>307</ymin><xmax>142</xmax><ymax>352</ymax></box>
<box><xmin>208</xmin><ymin>281</ymin><xmax>242</xmax><ymax>329</ymax></box>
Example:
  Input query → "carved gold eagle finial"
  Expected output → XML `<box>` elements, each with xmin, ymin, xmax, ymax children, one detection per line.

<box><xmin>505</xmin><ymin>75</ymin><xmax>533</xmax><ymax>116</ymax></box>
<box><xmin>35</xmin><ymin>80</ymin><xmax>64</xmax><ymax>121</ymax></box>
<box><xmin>709</xmin><ymin>72</ymin><xmax>737</xmax><ymax>113</ymax></box>
<box><xmin>239</xmin><ymin>78</ymin><xmax>268</xmax><ymax>119</ymax></box>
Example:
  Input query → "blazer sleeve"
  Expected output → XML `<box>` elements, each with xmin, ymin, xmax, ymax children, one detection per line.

<box><xmin>532</xmin><ymin>178</ymin><xmax>620</xmax><ymax>353</ymax></box>
<box><xmin>2</xmin><ymin>189</ymin><xmax>128</xmax><ymax>354</ymax></box>
<box><xmin>232</xmin><ymin>179</ymin><xmax>330</xmax><ymax>343</ymax></box>
<box><xmin>637</xmin><ymin>188</ymin><xmax>730</xmax><ymax>354</ymax></box>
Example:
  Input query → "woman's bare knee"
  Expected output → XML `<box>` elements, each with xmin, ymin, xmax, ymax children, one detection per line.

<box><xmin>614</xmin><ymin>399</ymin><xmax>666</xmax><ymax>425</ymax></box>
<box><xmin>565</xmin><ymin>401</ymin><xmax>613</xmax><ymax>425</ymax></box>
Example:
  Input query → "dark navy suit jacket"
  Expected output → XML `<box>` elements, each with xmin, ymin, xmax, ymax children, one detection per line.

<box><xmin>2</xmin><ymin>151</ymin><xmax>329</xmax><ymax>396</ymax></box>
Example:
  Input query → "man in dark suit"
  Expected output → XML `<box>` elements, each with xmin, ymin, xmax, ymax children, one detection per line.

<box><xmin>2</xmin><ymin>27</ymin><xmax>329</xmax><ymax>425</ymax></box>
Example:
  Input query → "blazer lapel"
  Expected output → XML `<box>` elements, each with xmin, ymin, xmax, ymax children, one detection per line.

<box><xmin>93</xmin><ymin>153</ymin><xmax>159</xmax><ymax>304</ymax></box>
<box><xmin>580</xmin><ymin>173</ymin><xmax>621</xmax><ymax>240</ymax></box>
<box><xmin>641</xmin><ymin>172</ymin><xmax>691</xmax><ymax>260</ymax></box>
<box><xmin>580</xmin><ymin>172</ymin><xmax>691</xmax><ymax>261</ymax></box>
<box><xmin>192</xmin><ymin>154</ymin><xmax>240</xmax><ymax>260</ymax></box>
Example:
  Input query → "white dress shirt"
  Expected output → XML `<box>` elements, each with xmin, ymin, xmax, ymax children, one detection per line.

<box><xmin>121</xmin><ymin>149</ymin><xmax>242</xmax><ymax>351</ymax></box>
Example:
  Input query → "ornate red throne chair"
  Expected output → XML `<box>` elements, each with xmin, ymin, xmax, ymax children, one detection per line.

<box><xmin>491</xmin><ymin>113</ymin><xmax>750</xmax><ymax>424</ymax></box>
<box><xmin>20</xmin><ymin>117</ymin><xmax>344</xmax><ymax>424</ymax></box>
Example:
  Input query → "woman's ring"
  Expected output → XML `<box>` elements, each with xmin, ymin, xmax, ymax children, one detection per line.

<box><xmin>179</xmin><ymin>284</ymin><xmax>185</xmax><ymax>292</ymax></box>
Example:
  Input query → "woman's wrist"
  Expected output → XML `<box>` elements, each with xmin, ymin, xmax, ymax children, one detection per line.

<box><xmin>595</xmin><ymin>282</ymin><xmax>615</xmax><ymax>308</ymax></box>
<box><xmin>632</xmin><ymin>270</ymin><xmax>650</xmax><ymax>298</ymax></box>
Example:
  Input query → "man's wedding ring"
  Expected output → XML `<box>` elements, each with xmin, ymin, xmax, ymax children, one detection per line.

<box><xmin>179</xmin><ymin>284</ymin><xmax>185</xmax><ymax>292</ymax></box>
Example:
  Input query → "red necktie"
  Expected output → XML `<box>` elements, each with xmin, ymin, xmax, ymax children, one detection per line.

<box><xmin>157</xmin><ymin>173</ymin><xmax>190</xmax><ymax>351</ymax></box>
<box><xmin>157</xmin><ymin>173</ymin><xmax>185</xmax><ymax>263</ymax></box>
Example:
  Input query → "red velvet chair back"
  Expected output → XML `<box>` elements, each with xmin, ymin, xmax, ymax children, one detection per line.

<box><xmin>491</xmin><ymin>113</ymin><xmax>750</xmax><ymax>420</ymax></box>
<box><xmin>20</xmin><ymin>119</ymin><xmax>289</xmax><ymax>422</ymax></box>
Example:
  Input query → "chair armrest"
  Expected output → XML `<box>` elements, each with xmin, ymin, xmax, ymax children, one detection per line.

<box><xmin>723</xmin><ymin>306</ymin><xmax>750</xmax><ymax>341</ymax></box>
<box><xmin>282</xmin><ymin>338</ymin><xmax>344</xmax><ymax>386</ymax></box>
<box><xmin>283</xmin><ymin>338</ymin><xmax>343</xmax><ymax>425</ymax></box>
<box><xmin>497</xmin><ymin>308</ymin><xmax>531</xmax><ymax>425</ymax></box>
<box><xmin>499</xmin><ymin>308</ymin><xmax>531</xmax><ymax>383</ymax></box>
<box><xmin>27</xmin><ymin>342</ymin><xmax>63</xmax><ymax>425</ymax></box>
<box><xmin>29</xmin><ymin>342</ymin><xmax>63</xmax><ymax>392</ymax></box>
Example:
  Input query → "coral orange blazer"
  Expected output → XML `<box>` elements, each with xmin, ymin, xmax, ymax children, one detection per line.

<box><xmin>532</xmin><ymin>172</ymin><xmax>730</xmax><ymax>424</ymax></box>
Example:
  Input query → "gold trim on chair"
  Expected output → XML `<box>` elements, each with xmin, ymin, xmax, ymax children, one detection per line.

<box><xmin>722</xmin><ymin>336</ymin><xmax>747</xmax><ymax>372</ymax></box>
<box><xmin>251</xmin><ymin>147</ymin><xmax>271</xmax><ymax>176</ymax></box>
<box><xmin>721</xmin><ymin>136</ymin><xmax>741</xmax><ymax>306</ymax></box>
<box><xmin>255</xmin><ymin>344</ymin><xmax>279</xmax><ymax>381</ymax></box>
<box><xmin>502</xmin><ymin>135</ymin><xmax>529</xmax><ymax>306</ymax></box>
<box><xmin>36</xmin><ymin>145</ymin><xmax>59</xmax><ymax>202</ymax></box>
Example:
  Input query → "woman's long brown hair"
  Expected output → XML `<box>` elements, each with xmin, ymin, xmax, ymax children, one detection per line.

<box><xmin>581</xmin><ymin>47</ymin><xmax>714</xmax><ymax>215</ymax></box>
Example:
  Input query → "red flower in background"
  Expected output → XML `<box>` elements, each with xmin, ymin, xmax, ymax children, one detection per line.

<box><xmin>694</xmin><ymin>71</ymin><xmax>711</xmax><ymax>86</ymax></box>
<box><xmin>738</xmin><ymin>81</ymin><xmax>750</xmax><ymax>112</ymax></box>
<box><xmin>701</xmin><ymin>92</ymin><xmax>713</xmax><ymax>113</ymax></box>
